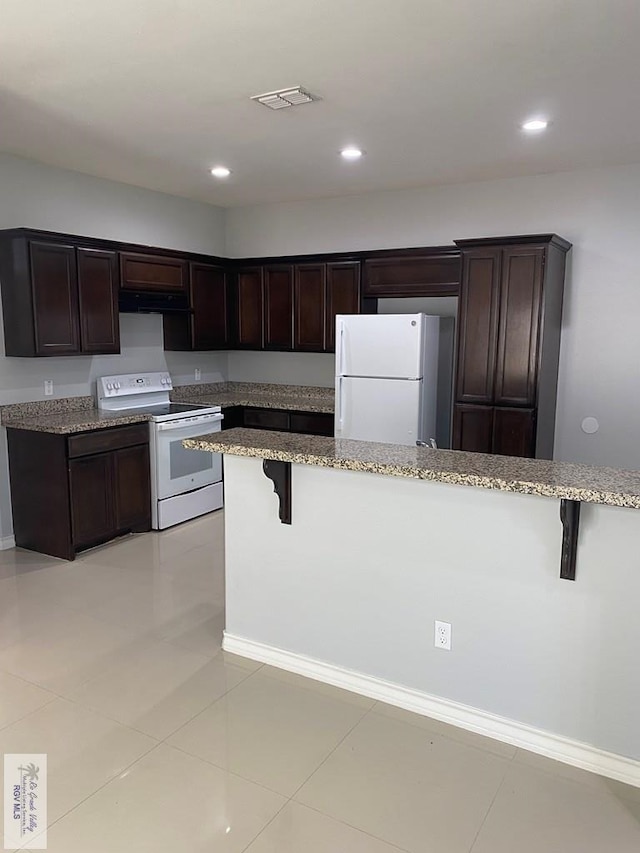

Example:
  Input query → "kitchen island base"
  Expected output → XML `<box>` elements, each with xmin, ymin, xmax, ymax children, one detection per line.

<box><xmin>220</xmin><ymin>454</ymin><xmax>640</xmax><ymax>788</ymax></box>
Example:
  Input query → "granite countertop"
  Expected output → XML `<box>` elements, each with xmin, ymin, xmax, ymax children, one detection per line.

<box><xmin>0</xmin><ymin>382</ymin><xmax>334</xmax><ymax>434</ymax></box>
<box><xmin>172</xmin><ymin>386</ymin><xmax>334</xmax><ymax>414</ymax></box>
<box><xmin>184</xmin><ymin>427</ymin><xmax>640</xmax><ymax>509</ymax></box>
<box><xmin>1</xmin><ymin>408</ymin><xmax>153</xmax><ymax>434</ymax></box>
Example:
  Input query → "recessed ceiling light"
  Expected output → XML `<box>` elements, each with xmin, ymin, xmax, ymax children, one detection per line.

<box><xmin>521</xmin><ymin>119</ymin><xmax>549</xmax><ymax>132</ymax></box>
<box><xmin>340</xmin><ymin>146</ymin><xmax>364</xmax><ymax>160</ymax></box>
<box><xmin>210</xmin><ymin>166</ymin><xmax>231</xmax><ymax>179</ymax></box>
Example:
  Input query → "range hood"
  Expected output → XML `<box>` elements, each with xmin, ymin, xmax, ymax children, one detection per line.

<box><xmin>118</xmin><ymin>291</ymin><xmax>191</xmax><ymax>314</ymax></box>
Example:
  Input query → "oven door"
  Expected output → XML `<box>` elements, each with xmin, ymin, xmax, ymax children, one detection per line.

<box><xmin>154</xmin><ymin>415</ymin><xmax>223</xmax><ymax>500</ymax></box>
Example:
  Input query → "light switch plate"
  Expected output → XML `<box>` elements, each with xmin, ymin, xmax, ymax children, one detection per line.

<box><xmin>44</xmin><ymin>380</ymin><xmax>54</xmax><ymax>396</ymax></box>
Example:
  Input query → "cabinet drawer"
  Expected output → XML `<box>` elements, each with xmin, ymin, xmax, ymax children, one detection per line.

<box><xmin>289</xmin><ymin>412</ymin><xmax>334</xmax><ymax>436</ymax></box>
<box><xmin>67</xmin><ymin>423</ymin><xmax>149</xmax><ymax>458</ymax></box>
<box><xmin>119</xmin><ymin>252</ymin><xmax>188</xmax><ymax>292</ymax></box>
<box><xmin>363</xmin><ymin>253</ymin><xmax>460</xmax><ymax>297</ymax></box>
<box><xmin>243</xmin><ymin>408</ymin><xmax>290</xmax><ymax>431</ymax></box>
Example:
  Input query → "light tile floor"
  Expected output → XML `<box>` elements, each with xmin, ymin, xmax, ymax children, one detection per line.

<box><xmin>1</xmin><ymin>511</ymin><xmax>639</xmax><ymax>852</ymax></box>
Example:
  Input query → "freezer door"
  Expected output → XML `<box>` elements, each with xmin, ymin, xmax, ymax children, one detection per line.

<box><xmin>335</xmin><ymin>376</ymin><xmax>425</xmax><ymax>445</ymax></box>
<box><xmin>336</xmin><ymin>313</ymin><xmax>427</xmax><ymax>379</ymax></box>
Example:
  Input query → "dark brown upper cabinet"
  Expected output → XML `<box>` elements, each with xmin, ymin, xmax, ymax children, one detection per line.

<box><xmin>455</xmin><ymin>248</ymin><xmax>501</xmax><ymax>405</ymax></box>
<box><xmin>77</xmin><ymin>248</ymin><xmax>120</xmax><ymax>354</ymax></box>
<box><xmin>236</xmin><ymin>267</ymin><xmax>264</xmax><ymax>348</ymax></box>
<box><xmin>325</xmin><ymin>262</ymin><xmax>361</xmax><ymax>351</ymax></box>
<box><xmin>494</xmin><ymin>247</ymin><xmax>544</xmax><ymax>407</ymax></box>
<box><xmin>0</xmin><ymin>233</ymin><xmax>120</xmax><ymax>357</ymax></box>
<box><xmin>362</xmin><ymin>248</ymin><xmax>460</xmax><ymax>298</ymax></box>
<box><xmin>119</xmin><ymin>252</ymin><xmax>188</xmax><ymax>292</ymax></box>
<box><xmin>452</xmin><ymin>235</ymin><xmax>570</xmax><ymax>459</ymax></box>
<box><xmin>294</xmin><ymin>264</ymin><xmax>326</xmax><ymax>351</ymax></box>
<box><xmin>264</xmin><ymin>266</ymin><xmax>294</xmax><ymax>350</ymax></box>
<box><xmin>163</xmin><ymin>263</ymin><xmax>229</xmax><ymax>351</ymax></box>
<box><xmin>30</xmin><ymin>241</ymin><xmax>81</xmax><ymax>356</ymax></box>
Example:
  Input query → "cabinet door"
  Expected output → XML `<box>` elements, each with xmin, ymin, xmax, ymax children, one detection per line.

<box><xmin>236</xmin><ymin>268</ymin><xmax>264</xmax><ymax>348</ymax></box>
<box><xmin>455</xmin><ymin>249</ymin><xmax>501</xmax><ymax>403</ymax></box>
<box><xmin>120</xmin><ymin>252</ymin><xmax>188</xmax><ymax>292</ymax></box>
<box><xmin>492</xmin><ymin>407</ymin><xmax>536</xmax><ymax>458</ymax></box>
<box><xmin>294</xmin><ymin>264</ymin><xmax>326</xmax><ymax>351</ymax></box>
<box><xmin>29</xmin><ymin>241</ymin><xmax>80</xmax><ymax>355</ymax></box>
<box><xmin>289</xmin><ymin>412</ymin><xmax>334</xmax><ymax>436</ymax></box>
<box><xmin>452</xmin><ymin>404</ymin><xmax>494</xmax><ymax>454</ymax></box>
<box><xmin>325</xmin><ymin>262</ymin><xmax>360</xmax><ymax>351</ymax></box>
<box><xmin>77</xmin><ymin>248</ymin><xmax>120</xmax><ymax>354</ymax></box>
<box><xmin>494</xmin><ymin>247</ymin><xmax>544</xmax><ymax>407</ymax></box>
<box><xmin>113</xmin><ymin>444</ymin><xmax>151</xmax><ymax>531</ymax></box>
<box><xmin>264</xmin><ymin>266</ymin><xmax>293</xmax><ymax>350</ymax></box>
<box><xmin>69</xmin><ymin>454</ymin><xmax>114</xmax><ymax>548</ymax></box>
<box><xmin>191</xmin><ymin>263</ymin><xmax>229</xmax><ymax>349</ymax></box>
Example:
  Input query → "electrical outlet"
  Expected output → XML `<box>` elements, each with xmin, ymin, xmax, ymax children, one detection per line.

<box><xmin>434</xmin><ymin>620</ymin><xmax>452</xmax><ymax>650</ymax></box>
<box><xmin>44</xmin><ymin>380</ymin><xmax>54</xmax><ymax>397</ymax></box>
<box><xmin>195</xmin><ymin>368</ymin><xmax>201</xmax><ymax>381</ymax></box>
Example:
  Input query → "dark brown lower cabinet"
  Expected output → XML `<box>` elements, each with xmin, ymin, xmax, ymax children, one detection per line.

<box><xmin>452</xmin><ymin>404</ymin><xmax>494</xmax><ymax>454</ymax></box>
<box><xmin>113</xmin><ymin>444</ymin><xmax>152</xmax><ymax>530</ymax></box>
<box><xmin>492</xmin><ymin>407</ymin><xmax>535</xmax><ymax>458</ymax></box>
<box><xmin>69</xmin><ymin>453</ymin><xmax>114</xmax><ymax>549</ymax></box>
<box><xmin>7</xmin><ymin>424</ymin><xmax>151</xmax><ymax>560</ymax></box>
<box><xmin>221</xmin><ymin>406</ymin><xmax>334</xmax><ymax>437</ymax></box>
<box><xmin>452</xmin><ymin>404</ymin><xmax>535</xmax><ymax>457</ymax></box>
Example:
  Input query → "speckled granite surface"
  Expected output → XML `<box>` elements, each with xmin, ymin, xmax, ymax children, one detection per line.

<box><xmin>184</xmin><ymin>428</ymin><xmax>640</xmax><ymax>509</ymax></box>
<box><xmin>173</xmin><ymin>381</ymin><xmax>334</xmax><ymax>414</ymax></box>
<box><xmin>0</xmin><ymin>382</ymin><xmax>333</xmax><ymax>434</ymax></box>
<box><xmin>2</xmin><ymin>408</ymin><xmax>151</xmax><ymax>434</ymax></box>
<box><xmin>0</xmin><ymin>396</ymin><xmax>94</xmax><ymax>423</ymax></box>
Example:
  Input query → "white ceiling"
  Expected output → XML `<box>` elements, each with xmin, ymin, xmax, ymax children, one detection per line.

<box><xmin>2</xmin><ymin>0</ymin><xmax>640</xmax><ymax>207</ymax></box>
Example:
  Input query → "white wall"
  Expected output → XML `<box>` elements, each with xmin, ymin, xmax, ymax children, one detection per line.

<box><xmin>226</xmin><ymin>163</ymin><xmax>640</xmax><ymax>471</ymax></box>
<box><xmin>227</xmin><ymin>351</ymin><xmax>335</xmax><ymax>388</ymax></box>
<box><xmin>0</xmin><ymin>153</ymin><xmax>228</xmax><ymax>539</ymax></box>
<box><xmin>224</xmin><ymin>455</ymin><xmax>640</xmax><ymax>773</ymax></box>
<box><xmin>0</xmin><ymin>153</ymin><xmax>226</xmax><ymax>254</ymax></box>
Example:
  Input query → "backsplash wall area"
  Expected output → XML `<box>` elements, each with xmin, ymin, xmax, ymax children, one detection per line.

<box><xmin>227</xmin><ymin>351</ymin><xmax>335</xmax><ymax>388</ymax></box>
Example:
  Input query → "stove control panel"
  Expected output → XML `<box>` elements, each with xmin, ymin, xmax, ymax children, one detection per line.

<box><xmin>97</xmin><ymin>372</ymin><xmax>173</xmax><ymax>398</ymax></box>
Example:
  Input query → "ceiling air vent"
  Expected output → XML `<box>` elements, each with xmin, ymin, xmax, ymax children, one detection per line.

<box><xmin>251</xmin><ymin>87</ymin><xmax>317</xmax><ymax>110</ymax></box>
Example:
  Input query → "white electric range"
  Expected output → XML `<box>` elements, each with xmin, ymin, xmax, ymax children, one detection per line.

<box><xmin>97</xmin><ymin>372</ymin><xmax>223</xmax><ymax>529</ymax></box>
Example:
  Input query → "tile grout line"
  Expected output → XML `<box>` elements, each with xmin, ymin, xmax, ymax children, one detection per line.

<box><xmin>31</xmin><ymin>737</ymin><xmax>162</xmax><ymax>839</ymax></box>
<box><xmin>466</xmin><ymin>756</ymin><xmax>513</xmax><ymax>853</ymax></box>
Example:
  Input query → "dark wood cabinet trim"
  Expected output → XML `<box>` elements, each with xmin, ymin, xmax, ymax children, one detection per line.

<box><xmin>455</xmin><ymin>234</ymin><xmax>572</xmax><ymax>252</ymax></box>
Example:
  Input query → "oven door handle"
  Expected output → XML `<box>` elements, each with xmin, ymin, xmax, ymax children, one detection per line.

<box><xmin>156</xmin><ymin>414</ymin><xmax>224</xmax><ymax>432</ymax></box>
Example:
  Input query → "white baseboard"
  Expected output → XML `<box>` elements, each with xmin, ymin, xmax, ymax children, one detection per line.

<box><xmin>0</xmin><ymin>534</ymin><xmax>15</xmax><ymax>550</ymax></box>
<box><xmin>224</xmin><ymin>632</ymin><xmax>640</xmax><ymax>789</ymax></box>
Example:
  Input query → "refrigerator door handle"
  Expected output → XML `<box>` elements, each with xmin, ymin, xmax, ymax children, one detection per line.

<box><xmin>337</xmin><ymin>377</ymin><xmax>344</xmax><ymax>433</ymax></box>
<box><xmin>338</xmin><ymin>319</ymin><xmax>346</xmax><ymax>376</ymax></box>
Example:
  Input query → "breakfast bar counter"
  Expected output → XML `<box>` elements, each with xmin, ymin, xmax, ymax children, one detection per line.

<box><xmin>186</xmin><ymin>428</ymin><xmax>640</xmax><ymax>786</ymax></box>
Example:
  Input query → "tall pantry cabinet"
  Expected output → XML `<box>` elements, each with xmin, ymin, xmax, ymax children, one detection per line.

<box><xmin>452</xmin><ymin>234</ymin><xmax>571</xmax><ymax>458</ymax></box>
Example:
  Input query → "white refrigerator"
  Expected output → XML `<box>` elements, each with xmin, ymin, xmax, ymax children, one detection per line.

<box><xmin>335</xmin><ymin>313</ymin><xmax>439</xmax><ymax>446</ymax></box>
